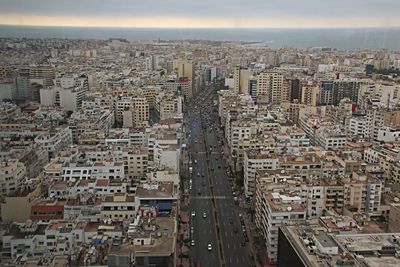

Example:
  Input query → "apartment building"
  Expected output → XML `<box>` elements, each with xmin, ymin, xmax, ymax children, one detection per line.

<box><xmin>0</xmin><ymin>159</ymin><xmax>26</xmax><ymax>197</ymax></box>
<box><xmin>256</xmin><ymin>70</ymin><xmax>285</xmax><ymax>104</ymax></box>
<box><xmin>100</xmin><ymin>193</ymin><xmax>140</xmax><ymax>221</ymax></box>
<box><xmin>115</xmin><ymin>95</ymin><xmax>149</xmax><ymax>127</ymax></box>
<box><xmin>61</xmin><ymin>160</ymin><xmax>124</xmax><ymax>182</ymax></box>
<box><xmin>243</xmin><ymin>150</ymin><xmax>279</xmax><ymax>198</ymax></box>
<box><xmin>315</xmin><ymin>127</ymin><xmax>347</xmax><ymax>150</ymax></box>
<box><xmin>122</xmin><ymin>147</ymin><xmax>148</xmax><ymax>181</ymax></box>
<box><xmin>233</xmin><ymin>65</ymin><xmax>251</xmax><ymax>94</ymax></box>
<box><xmin>34</xmin><ymin>126</ymin><xmax>73</xmax><ymax>158</ymax></box>
<box><xmin>255</xmin><ymin>186</ymin><xmax>306</xmax><ymax>263</ymax></box>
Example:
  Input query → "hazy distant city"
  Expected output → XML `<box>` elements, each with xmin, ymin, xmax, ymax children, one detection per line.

<box><xmin>2</xmin><ymin>1</ymin><xmax>400</xmax><ymax>267</ymax></box>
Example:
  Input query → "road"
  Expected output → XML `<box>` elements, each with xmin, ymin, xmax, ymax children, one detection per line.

<box><xmin>187</xmin><ymin>82</ymin><xmax>251</xmax><ymax>267</ymax></box>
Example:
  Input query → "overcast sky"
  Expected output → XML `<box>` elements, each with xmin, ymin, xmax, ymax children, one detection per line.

<box><xmin>0</xmin><ymin>0</ymin><xmax>399</xmax><ymax>28</ymax></box>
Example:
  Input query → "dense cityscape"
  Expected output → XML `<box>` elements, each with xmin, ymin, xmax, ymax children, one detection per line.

<box><xmin>0</xmin><ymin>36</ymin><xmax>400</xmax><ymax>267</ymax></box>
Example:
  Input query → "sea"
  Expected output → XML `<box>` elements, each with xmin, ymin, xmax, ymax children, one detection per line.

<box><xmin>1</xmin><ymin>25</ymin><xmax>400</xmax><ymax>50</ymax></box>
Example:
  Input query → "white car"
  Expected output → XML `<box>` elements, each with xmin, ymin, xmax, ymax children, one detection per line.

<box><xmin>191</xmin><ymin>211</ymin><xmax>196</xmax><ymax>217</ymax></box>
<box><xmin>207</xmin><ymin>243</ymin><xmax>212</xmax><ymax>251</ymax></box>
<box><xmin>203</xmin><ymin>212</ymin><xmax>207</xmax><ymax>218</ymax></box>
<box><xmin>191</xmin><ymin>240</ymin><xmax>195</xmax><ymax>246</ymax></box>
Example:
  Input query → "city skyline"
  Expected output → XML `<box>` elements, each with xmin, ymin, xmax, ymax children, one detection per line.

<box><xmin>0</xmin><ymin>0</ymin><xmax>400</xmax><ymax>28</ymax></box>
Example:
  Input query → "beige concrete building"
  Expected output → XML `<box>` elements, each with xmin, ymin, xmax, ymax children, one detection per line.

<box><xmin>174</xmin><ymin>59</ymin><xmax>194</xmax><ymax>80</ymax></box>
<box><xmin>1</xmin><ymin>184</ymin><xmax>41</xmax><ymax>222</ymax></box>
<box><xmin>233</xmin><ymin>66</ymin><xmax>251</xmax><ymax>94</ymax></box>
<box><xmin>256</xmin><ymin>70</ymin><xmax>284</xmax><ymax>104</ymax></box>
<box><xmin>100</xmin><ymin>193</ymin><xmax>140</xmax><ymax>221</ymax></box>
<box><xmin>0</xmin><ymin>159</ymin><xmax>26</xmax><ymax>197</ymax></box>
<box><xmin>301</xmin><ymin>82</ymin><xmax>318</xmax><ymax>106</ymax></box>
<box><xmin>142</xmin><ymin>87</ymin><xmax>160</xmax><ymax>109</ymax></box>
<box><xmin>122</xmin><ymin>147</ymin><xmax>149</xmax><ymax>181</ymax></box>
<box><xmin>116</xmin><ymin>96</ymin><xmax>149</xmax><ymax>127</ymax></box>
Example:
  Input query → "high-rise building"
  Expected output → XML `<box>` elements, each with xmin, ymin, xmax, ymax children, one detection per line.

<box><xmin>205</xmin><ymin>67</ymin><xmax>217</xmax><ymax>83</ymax></box>
<box><xmin>40</xmin><ymin>74</ymin><xmax>89</xmax><ymax>111</ymax></box>
<box><xmin>146</xmin><ymin>55</ymin><xmax>159</xmax><ymax>71</ymax></box>
<box><xmin>318</xmin><ymin>80</ymin><xmax>334</xmax><ymax>105</ymax></box>
<box><xmin>289</xmin><ymin>78</ymin><xmax>301</xmax><ymax>102</ymax></box>
<box><xmin>174</xmin><ymin>59</ymin><xmax>195</xmax><ymax>97</ymax></box>
<box><xmin>0</xmin><ymin>79</ymin><xmax>17</xmax><ymax>101</ymax></box>
<box><xmin>332</xmin><ymin>79</ymin><xmax>360</xmax><ymax>106</ymax></box>
<box><xmin>174</xmin><ymin>59</ymin><xmax>194</xmax><ymax>80</ymax></box>
<box><xmin>301</xmin><ymin>81</ymin><xmax>318</xmax><ymax>106</ymax></box>
<box><xmin>15</xmin><ymin>65</ymin><xmax>55</xmax><ymax>101</ymax></box>
<box><xmin>248</xmin><ymin>79</ymin><xmax>257</xmax><ymax>100</ymax></box>
<box><xmin>233</xmin><ymin>66</ymin><xmax>251</xmax><ymax>94</ymax></box>
<box><xmin>256</xmin><ymin>70</ymin><xmax>284</xmax><ymax>104</ymax></box>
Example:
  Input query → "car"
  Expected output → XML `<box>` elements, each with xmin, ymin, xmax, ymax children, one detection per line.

<box><xmin>197</xmin><ymin>172</ymin><xmax>200</xmax><ymax>176</ymax></box>
<box><xmin>189</xmin><ymin>185</ymin><xmax>192</xmax><ymax>190</ymax></box>
<box><xmin>191</xmin><ymin>240</ymin><xmax>195</xmax><ymax>246</ymax></box>
<box><xmin>203</xmin><ymin>212</ymin><xmax>207</xmax><ymax>218</ymax></box>
<box><xmin>191</xmin><ymin>211</ymin><xmax>196</xmax><ymax>217</ymax></box>
<box><xmin>195</xmin><ymin>140</ymin><xmax>198</xmax><ymax>143</ymax></box>
<box><xmin>207</xmin><ymin>243</ymin><xmax>212</xmax><ymax>251</ymax></box>
<box><xmin>197</xmin><ymin>190</ymin><xmax>201</xmax><ymax>195</ymax></box>
<box><xmin>218</xmin><ymin>165</ymin><xmax>221</xmax><ymax>169</ymax></box>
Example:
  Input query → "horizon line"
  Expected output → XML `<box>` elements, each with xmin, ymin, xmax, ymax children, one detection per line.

<box><xmin>1</xmin><ymin>24</ymin><xmax>400</xmax><ymax>30</ymax></box>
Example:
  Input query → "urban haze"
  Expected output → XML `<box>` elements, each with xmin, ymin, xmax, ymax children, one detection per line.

<box><xmin>1</xmin><ymin>1</ymin><xmax>400</xmax><ymax>267</ymax></box>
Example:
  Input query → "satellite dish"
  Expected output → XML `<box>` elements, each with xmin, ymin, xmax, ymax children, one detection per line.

<box><xmin>287</xmin><ymin>206</ymin><xmax>292</xmax><ymax>211</ymax></box>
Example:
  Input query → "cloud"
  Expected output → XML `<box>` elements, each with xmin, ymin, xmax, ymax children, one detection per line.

<box><xmin>0</xmin><ymin>0</ymin><xmax>399</xmax><ymax>28</ymax></box>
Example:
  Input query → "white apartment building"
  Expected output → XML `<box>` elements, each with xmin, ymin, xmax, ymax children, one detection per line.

<box><xmin>363</xmin><ymin>148</ymin><xmax>381</xmax><ymax>164</ymax></box>
<box><xmin>377</xmin><ymin>126</ymin><xmax>400</xmax><ymax>142</ymax></box>
<box><xmin>61</xmin><ymin>160</ymin><xmax>124</xmax><ymax>182</ymax></box>
<box><xmin>154</xmin><ymin>143</ymin><xmax>180</xmax><ymax>173</ymax></box>
<box><xmin>2</xmin><ymin>222</ymin><xmax>46</xmax><ymax>260</ymax></box>
<box><xmin>315</xmin><ymin>128</ymin><xmax>347</xmax><ymax>150</ymax></box>
<box><xmin>255</xmin><ymin>188</ymin><xmax>306</xmax><ymax>263</ymax></box>
<box><xmin>59</xmin><ymin>87</ymin><xmax>87</xmax><ymax>111</ymax></box>
<box><xmin>229</xmin><ymin>120</ymin><xmax>257</xmax><ymax>154</ymax></box>
<box><xmin>34</xmin><ymin>126</ymin><xmax>73</xmax><ymax>158</ymax></box>
<box><xmin>45</xmin><ymin>222</ymin><xmax>85</xmax><ymax>255</ymax></box>
<box><xmin>365</xmin><ymin>107</ymin><xmax>384</xmax><ymax>140</ymax></box>
<box><xmin>349</xmin><ymin>116</ymin><xmax>367</xmax><ymax>136</ymax></box>
<box><xmin>243</xmin><ymin>150</ymin><xmax>279</xmax><ymax>198</ymax></box>
<box><xmin>40</xmin><ymin>74</ymin><xmax>88</xmax><ymax>111</ymax></box>
<box><xmin>300</xmin><ymin>184</ymin><xmax>326</xmax><ymax>219</ymax></box>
